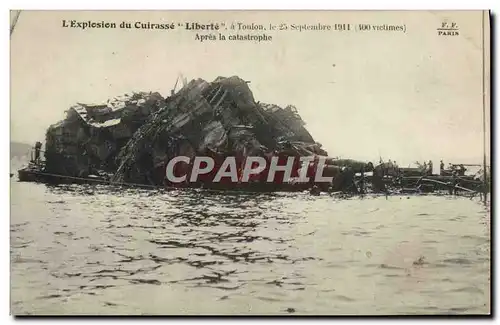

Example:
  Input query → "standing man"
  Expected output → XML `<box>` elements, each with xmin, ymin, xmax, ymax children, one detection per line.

<box><xmin>452</xmin><ymin>170</ymin><xmax>458</xmax><ymax>195</ymax></box>
<box><xmin>440</xmin><ymin>160</ymin><xmax>445</xmax><ymax>175</ymax></box>
<box><xmin>34</xmin><ymin>141</ymin><xmax>42</xmax><ymax>162</ymax></box>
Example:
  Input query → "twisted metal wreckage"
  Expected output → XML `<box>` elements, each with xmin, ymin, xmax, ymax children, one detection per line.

<box><xmin>18</xmin><ymin>75</ymin><xmax>490</xmax><ymax>197</ymax></box>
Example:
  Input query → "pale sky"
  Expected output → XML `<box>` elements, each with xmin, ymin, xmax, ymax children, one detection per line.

<box><xmin>10</xmin><ymin>10</ymin><xmax>490</xmax><ymax>166</ymax></box>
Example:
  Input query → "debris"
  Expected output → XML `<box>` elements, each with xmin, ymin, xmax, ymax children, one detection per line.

<box><xmin>44</xmin><ymin>92</ymin><xmax>165</xmax><ymax>177</ymax></box>
<box><xmin>35</xmin><ymin>75</ymin><xmax>489</xmax><ymax>195</ymax></box>
<box><xmin>43</xmin><ymin>76</ymin><xmax>326</xmax><ymax>189</ymax></box>
<box><xmin>111</xmin><ymin>76</ymin><xmax>324</xmax><ymax>186</ymax></box>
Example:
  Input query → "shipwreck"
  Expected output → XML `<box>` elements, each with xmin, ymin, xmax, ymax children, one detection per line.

<box><xmin>19</xmin><ymin>76</ymin><xmax>359</xmax><ymax>191</ymax></box>
<box><xmin>17</xmin><ymin>75</ymin><xmax>489</xmax><ymax>197</ymax></box>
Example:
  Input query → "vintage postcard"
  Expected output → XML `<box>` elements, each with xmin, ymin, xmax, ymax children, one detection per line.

<box><xmin>10</xmin><ymin>10</ymin><xmax>491</xmax><ymax>315</ymax></box>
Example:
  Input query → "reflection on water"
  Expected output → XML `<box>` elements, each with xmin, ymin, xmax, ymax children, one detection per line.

<box><xmin>10</xmin><ymin>180</ymin><xmax>490</xmax><ymax>315</ymax></box>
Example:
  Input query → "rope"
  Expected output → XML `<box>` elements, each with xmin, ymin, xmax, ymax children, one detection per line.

<box><xmin>18</xmin><ymin>170</ymin><xmax>282</xmax><ymax>195</ymax></box>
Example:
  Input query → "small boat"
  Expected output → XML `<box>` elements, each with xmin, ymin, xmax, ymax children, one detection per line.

<box><xmin>18</xmin><ymin>162</ymin><xmax>43</xmax><ymax>182</ymax></box>
<box><xmin>18</xmin><ymin>160</ymin><xmax>109</xmax><ymax>185</ymax></box>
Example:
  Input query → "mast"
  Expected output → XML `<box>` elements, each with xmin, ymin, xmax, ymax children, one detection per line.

<box><xmin>482</xmin><ymin>11</ymin><xmax>488</xmax><ymax>204</ymax></box>
<box><xmin>10</xmin><ymin>10</ymin><xmax>21</xmax><ymax>37</ymax></box>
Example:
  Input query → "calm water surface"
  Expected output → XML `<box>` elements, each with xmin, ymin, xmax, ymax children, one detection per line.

<box><xmin>10</xmin><ymin>179</ymin><xmax>490</xmax><ymax>315</ymax></box>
